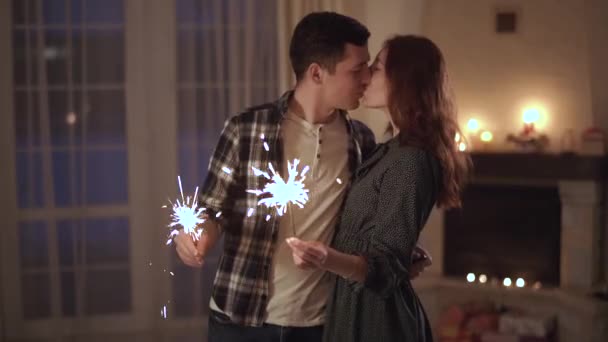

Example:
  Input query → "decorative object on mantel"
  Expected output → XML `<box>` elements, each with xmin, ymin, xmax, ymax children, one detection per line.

<box><xmin>580</xmin><ymin>127</ymin><xmax>605</xmax><ymax>155</ymax></box>
<box><xmin>506</xmin><ymin>107</ymin><xmax>549</xmax><ymax>152</ymax></box>
<box><xmin>506</xmin><ymin>132</ymin><xmax>549</xmax><ymax>152</ymax></box>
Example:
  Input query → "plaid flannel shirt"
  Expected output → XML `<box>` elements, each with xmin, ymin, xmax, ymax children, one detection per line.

<box><xmin>199</xmin><ymin>91</ymin><xmax>376</xmax><ymax>326</ymax></box>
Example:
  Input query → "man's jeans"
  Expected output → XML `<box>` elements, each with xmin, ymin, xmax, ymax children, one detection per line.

<box><xmin>207</xmin><ymin>310</ymin><xmax>324</xmax><ymax>342</ymax></box>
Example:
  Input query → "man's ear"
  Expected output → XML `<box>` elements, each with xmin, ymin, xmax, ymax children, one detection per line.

<box><xmin>307</xmin><ymin>63</ymin><xmax>324</xmax><ymax>85</ymax></box>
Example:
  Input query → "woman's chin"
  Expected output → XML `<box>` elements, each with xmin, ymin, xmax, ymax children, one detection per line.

<box><xmin>360</xmin><ymin>97</ymin><xmax>370</xmax><ymax>108</ymax></box>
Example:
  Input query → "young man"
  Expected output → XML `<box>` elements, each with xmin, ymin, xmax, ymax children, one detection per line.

<box><xmin>174</xmin><ymin>12</ymin><xmax>430</xmax><ymax>342</ymax></box>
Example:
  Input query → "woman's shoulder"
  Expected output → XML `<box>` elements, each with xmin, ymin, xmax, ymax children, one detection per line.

<box><xmin>384</xmin><ymin>143</ymin><xmax>439</xmax><ymax>177</ymax></box>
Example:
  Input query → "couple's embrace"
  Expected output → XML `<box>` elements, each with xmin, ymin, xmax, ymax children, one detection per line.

<box><xmin>174</xmin><ymin>11</ymin><xmax>470</xmax><ymax>342</ymax></box>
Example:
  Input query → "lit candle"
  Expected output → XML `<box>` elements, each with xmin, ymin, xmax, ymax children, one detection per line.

<box><xmin>466</xmin><ymin>273</ymin><xmax>476</xmax><ymax>283</ymax></box>
<box><xmin>479</xmin><ymin>130</ymin><xmax>494</xmax><ymax>150</ymax></box>
<box><xmin>516</xmin><ymin>278</ymin><xmax>525</xmax><ymax>288</ymax></box>
<box><xmin>479</xmin><ymin>274</ymin><xmax>488</xmax><ymax>284</ymax></box>
<box><xmin>522</xmin><ymin>108</ymin><xmax>540</xmax><ymax>136</ymax></box>
<box><xmin>467</xmin><ymin>118</ymin><xmax>480</xmax><ymax>135</ymax></box>
<box><xmin>503</xmin><ymin>277</ymin><xmax>512</xmax><ymax>287</ymax></box>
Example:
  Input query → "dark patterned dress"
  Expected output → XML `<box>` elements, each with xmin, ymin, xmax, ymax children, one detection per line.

<box><xmin>323</xmin><ymin>137</ymin><xmax>440</xmax><ymax>342</ymax></box>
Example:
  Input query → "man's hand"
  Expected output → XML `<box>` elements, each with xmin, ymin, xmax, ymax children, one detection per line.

<box><xmin>175</xmin><ymin>218</ymin><xmax>222</xmax><ymax>268</ymax></box>
<box><xmin>410</xmin><ymin>245</ymin><xmax>432</xmax><ymax>279</ymax></box>
<box><xmin>175</xmin><ymin>230</ymin><xmax>203</xmax><ymax>267</ymax></box>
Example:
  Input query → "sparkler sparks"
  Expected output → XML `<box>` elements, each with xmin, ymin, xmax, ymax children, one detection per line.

<box><xmin>165</xmin><ymin>176</ymin><xmax>206</xmax><ymax>245</ymax></box>
<box><xmin>246</xmin><ymin>159</ymin><xmax>310</xmax><ymax>216</ymax></box>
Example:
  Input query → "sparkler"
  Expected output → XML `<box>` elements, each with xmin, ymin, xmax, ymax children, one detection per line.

<box><xmin>246</xmin><ymin>159</ymin><xmax>310</xmax><ymax>216</ymax></box>
<box><xmin>164</xmin><ymin>176</ymin><xmax>206</xmax><ymax>245</ymax></box>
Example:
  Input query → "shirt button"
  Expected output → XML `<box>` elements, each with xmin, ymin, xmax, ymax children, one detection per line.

<box><xmin>317</xmin><ymin>154</ymin><xmax>321</xmax><ymax>159</ymax></box>
<box><xmin>319</xmin><ymin>140</ymin><xmax>322</xmax><ymax>144</ymax></box>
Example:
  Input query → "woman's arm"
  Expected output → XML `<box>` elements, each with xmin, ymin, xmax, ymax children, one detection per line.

<box><xmin>287</xmin><ymin>152</ymin><xmax>434</xmax><ymax>296</ymax></box>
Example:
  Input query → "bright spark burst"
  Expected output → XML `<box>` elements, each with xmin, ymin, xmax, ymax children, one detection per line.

<box><xmin>246</xmin><ymin>159</ymin><xmax>310</xmax><ymax>216</ymax></box>
<box><xmin>165</xmin><ymin>176</ymin><xmax>206</xmax><ymax>245</ymax></box>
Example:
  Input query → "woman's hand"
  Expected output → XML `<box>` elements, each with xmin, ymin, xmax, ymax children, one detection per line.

<box><xmin>285</xmin><ymin>237</ymin><xmax>329</xmax><ymax>270</ymax></box>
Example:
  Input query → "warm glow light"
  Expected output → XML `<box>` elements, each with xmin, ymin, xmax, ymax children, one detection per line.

<box><xmin>522</xmin><ymin>107</ymin><xmax>541</xmax><ymax>124</ymax></box>
<box><xmin>480</xmin><ymin>131</ymin><xmax>493</xmax><ymax>142</ymax></box>
<box><xmin>479</xmin><ymin>274</ymin><xmax>488</xmax><ymax>284</ymax></box>
<box><xmin>467</xmin><ymin>118</ymin><xmax>480</xmax><ymax>133</ymax></box>
<box><xmin>516</xmin><ymin>278</ymin><xmax>525</xmax><ymax>288</ymax></box>
<box><xmin>455</xmin><ymin>132</ymin><xmax>461</xmax><ymax>142</ymax></box>
<box><xmin>466</xmin><ymin>273</ymin><xmax>476</xmax><ymax>283</ymax></box>
<box><xmin>533</xmin><ymin>281</ymin><xmax>542</xmax><ymax>290</ymax></box>
<box><xmin>458</xmin><ymin>142</ymin><xmax>467</xmax><ymax>152</ymax></box>
<box><xmin>66</xmin><ymin>112</ymin><xmax>77</xmax><ymax>125</ymax></box>
<box><xmin>503</xmin><ymin>277</ymin><xmax>512</xmax><ymax>287</ymax></box>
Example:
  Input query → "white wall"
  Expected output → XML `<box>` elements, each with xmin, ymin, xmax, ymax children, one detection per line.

<box><xmin>423</xmin><ymin>0</ymin><xmax>595</xmax><ymax>152</ymax></box>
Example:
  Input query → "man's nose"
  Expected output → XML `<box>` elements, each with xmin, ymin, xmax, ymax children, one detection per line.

<box><xmin>361</xmin><ymin>67</ymin><xmax>371</xmax><ymax>86</ymax></box>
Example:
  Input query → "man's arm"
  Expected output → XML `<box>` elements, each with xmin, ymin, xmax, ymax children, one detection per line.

<box><xmin>174</xmin><ymin>116</ymin><xmax>240</xmax><ymax>267</ymax></box>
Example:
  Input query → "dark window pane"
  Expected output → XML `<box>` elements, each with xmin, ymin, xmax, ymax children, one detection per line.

<box><xmin>84</xmin><ymin>0</ymin><xmax>123</xmax><ymax>24</ymax></box>
<box><xmin>14</xmin><ymin>90</ymin><xmax>41</xmax><ymax>148</ymax></box>
<box><xmin>16</xmin><ymin>151</ymin><xmax>45</xmax><ymax>209</ymax></box>
<box><xmin>22</xmin><ymin>273</ymin><xmax>52</xmax><ymax>320</ymax></box>
<box><xmin>13</xmin><ymin>29</ymin><xmax>39</xmax><ymax>86</ymax></box>
<box><xmin>85</xmin><ymin>269</ymin><xmax>131</xmax><ymax>314</ymax></box>
<box><xmin>85</xmin><ymin>29</ymin><xmax>124</xmax><ymax>84</ymax></box>
<box><xmin>44</xmin><ymin>29</ymin><xmax>69</xmax><ymax>85</ymax></box>
<box><xmin>84</xmin><ymin>217</ymin><xmax>129</xmax><ymax>265</ymax></box>
<box><xmin>42</xmin><ymin>0</ymin><xmax>67</xmax><ymax>25</ymax></box>
<box><xmin>49</xmin><ymin>90</ymin><xmax>83</xmax><ymax>146</ymax></box>
<box><xmin>71</xmin><ymin>29</ymin><xmax>84</xmax><ymax>85</ymax></box>
<box><xmin>19</xmin><ymin>221</ymin><xmax>48</xmax><ymax>268</ymax></box>
<box><xmin>85</xmin><ymin>90</ymin><xmax>125</xmax><ymax>145</ymax></box>
<box><xmin>84</xmin><ymin>149</ymin><xmax>128</xmax><ymax>204</ymax></box>
<box><xmin>57</xmin><ymin>219</ymin><xmax>83</xmax><ymax>266</ymax></box>
<box><xmin>60</xmin><ymin>271</ymin><xmax>76</xmax><ymax>316</ymax></box>
<box><xmin>52</xmin><ymin>150</ymin><xmax>83</xmax><ymax>207</ymax></box>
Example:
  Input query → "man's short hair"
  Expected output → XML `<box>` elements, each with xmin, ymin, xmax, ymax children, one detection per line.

<box><xmin>289</xmin><ymin>12</ymin><xmax>370</xmax><ymax>81</ymax></box>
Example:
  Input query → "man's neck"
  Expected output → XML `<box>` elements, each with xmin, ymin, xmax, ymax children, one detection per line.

<box><xmin>291</xmin><ymin>86</ymin><xmax>337</xmax><ymax>125</ymax></box>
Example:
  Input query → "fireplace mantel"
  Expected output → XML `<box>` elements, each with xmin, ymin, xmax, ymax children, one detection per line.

<box><xmin>470</xmin><ymin>152</ymin><xmax>608</xmax><ymax>181</ymax></box>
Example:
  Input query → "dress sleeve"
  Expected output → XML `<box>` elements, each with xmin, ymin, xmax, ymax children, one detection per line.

<box><xmin>351</xmin><ymin>152</ymin><xmax>434</xmax><ymax>298</ymax></box>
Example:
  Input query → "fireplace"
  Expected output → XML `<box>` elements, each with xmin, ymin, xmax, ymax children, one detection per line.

<box><xmin>413</xmin><ymin>152</ymin><xmax>608</xmax><ymax>342</ymax></box>
<box><xmin>444</xmin><ymin>184</ymin><xmax>561</xmax><ymax>286</ymax></box>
